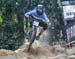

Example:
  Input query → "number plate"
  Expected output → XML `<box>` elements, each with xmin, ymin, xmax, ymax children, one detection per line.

<box><xmin>33</xmin><ymin>21</ymin><xmax>39</xmax><ymax>26</ymax></box>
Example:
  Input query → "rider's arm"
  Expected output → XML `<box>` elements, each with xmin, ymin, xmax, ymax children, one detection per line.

<box><xmin>43</xmin><ymin>13</ymin><xmax>49</xmax><ymax>24</ymax></box>
<box><xmin>25</xmin><ymin>13</ymin><xmax>29</xmax><ymax>18</ymax></box>
<box><xmin>25</xmin><ymin>11</ymin><xmax>31</xmax><ymax>18</ymax></box>
<box><xmin>25</xmin><ymin>10</ymin><xmax>35</xmax><ymax>18</ymax></box>
<box><xmin>33</xmin><ymin>13</ymin><xmax>49</xmax><ymax>24</ymax></box>
<box><xmin>32</xmin><ymin>15</ymin><xmax>48</xmax><ymax>24</ymax></box>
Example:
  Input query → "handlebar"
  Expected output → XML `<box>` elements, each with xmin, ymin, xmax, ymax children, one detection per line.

<box><xmin>30</xmin><ymin>15</ymin><xmax>48</xmax><ymax>24</ymax></box>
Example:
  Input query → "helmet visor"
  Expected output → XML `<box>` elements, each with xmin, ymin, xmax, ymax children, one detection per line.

<box><xmin>37</xmin><ymin>9</ymin><xmax>42</xmax><ymax>12</ymax></box>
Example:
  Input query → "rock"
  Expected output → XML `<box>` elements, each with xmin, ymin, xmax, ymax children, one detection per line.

<box><xmin>37</xmin><ymin>45</ymin><xmax>54</xmax><ymax>57</ymax></box>
<box><xmin>0</xmin><ymin>49</ymin><xmax>15</xmax><ymax>56</ymax></box>
<box><xmin>67</xmin><ymin>47</ymin><xmax>75</xmax><ymax>55</ymax></box>
<box><xmin>67</xmin><ymin>55</ymin><xmax>75</xmax><ymax>59</ymax></box>
<box><xmin>53</xmin><ymin>45</ymin><xmax>66</xmax><ymax>55</ymax></box>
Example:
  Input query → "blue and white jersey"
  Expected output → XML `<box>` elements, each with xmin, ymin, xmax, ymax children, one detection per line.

<box><xmin>25</xmin><ymin>9</ymin><xmax>49</xmax><ymax>22</ymax></box>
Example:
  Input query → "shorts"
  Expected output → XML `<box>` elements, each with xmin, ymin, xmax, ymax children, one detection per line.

<box><xmin>29</xmin><ymin>20</ymin><xmax>48</xmax><ymax>30</ymax></box>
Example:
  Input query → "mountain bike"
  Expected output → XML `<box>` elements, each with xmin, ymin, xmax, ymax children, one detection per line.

<box><xmin>27</xmin><ymin>15</ymin><xmax>47</xmax><ymax>51</ymax></box>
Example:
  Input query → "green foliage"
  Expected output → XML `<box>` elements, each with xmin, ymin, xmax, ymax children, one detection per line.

<box><xmin>0</xmin><ymin>16</ymin><xmax>3</xmax><ymax>24</ymax></box>
<box><xmin>0</xmin><ymin>0</ymin><xmax>64</xmax><ymax>50</ymax></box>
<box><xmin>0</xmin><ymin>0</ymin><xmax>25</xmax><ymax>50</ymax></box>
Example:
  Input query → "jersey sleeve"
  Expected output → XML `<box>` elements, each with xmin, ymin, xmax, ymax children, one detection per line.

<box><xmin>43</xmin><ymin>13</ymin><xmax>49</xmax><ymax>22</ymax></box>
<box><xmin>25</xmin><ymin>10</ymin><xmax>35</xmax><ymax>17</ymax></box>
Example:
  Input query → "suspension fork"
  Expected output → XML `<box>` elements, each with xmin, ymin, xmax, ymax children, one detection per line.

<box><xmin>27</xmin><ymin>26</ymin><xmax>37</xmax><ymax>52</ymax></box>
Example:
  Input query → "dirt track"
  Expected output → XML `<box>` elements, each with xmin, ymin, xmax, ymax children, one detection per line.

<box><xmin>0</xmin><ymin>43</ymin><xmax>75</xmax><ymax>59</ymax></box>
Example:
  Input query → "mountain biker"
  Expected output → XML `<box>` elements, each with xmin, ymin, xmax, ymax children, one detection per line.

<box><xmin>25</xmin><ymin>4</ymin><xmax>49</xmax><ymax>40</ymax></box>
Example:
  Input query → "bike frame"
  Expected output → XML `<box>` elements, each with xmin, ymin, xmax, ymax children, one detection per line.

<box><xmin>27</xmin><ymin>21</ymin><xmax>39</xmax><ymax>51</ymax></box>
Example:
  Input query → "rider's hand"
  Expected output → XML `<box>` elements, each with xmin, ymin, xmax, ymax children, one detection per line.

<box><xmin>30</xmin><ymin>15</ymin><xmax>34</xmax><ymax>18</ymax></box>
<box><xmin>42</xmin><ymin>20</ymin><xmax>49</xmax><ymax>24</ymax></box>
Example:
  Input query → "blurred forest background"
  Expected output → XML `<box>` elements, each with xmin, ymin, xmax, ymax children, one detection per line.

<box><xmin>0</xmin><ymin>0</ymin><xmax>64</xmax><ymax>50</ymax></box>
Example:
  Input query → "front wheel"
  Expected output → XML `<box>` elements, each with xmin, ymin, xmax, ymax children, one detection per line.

<box><xmin>27</xmin><ymin>29</ymin><xmax>36</xmax><ymax>51</ymax></box>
